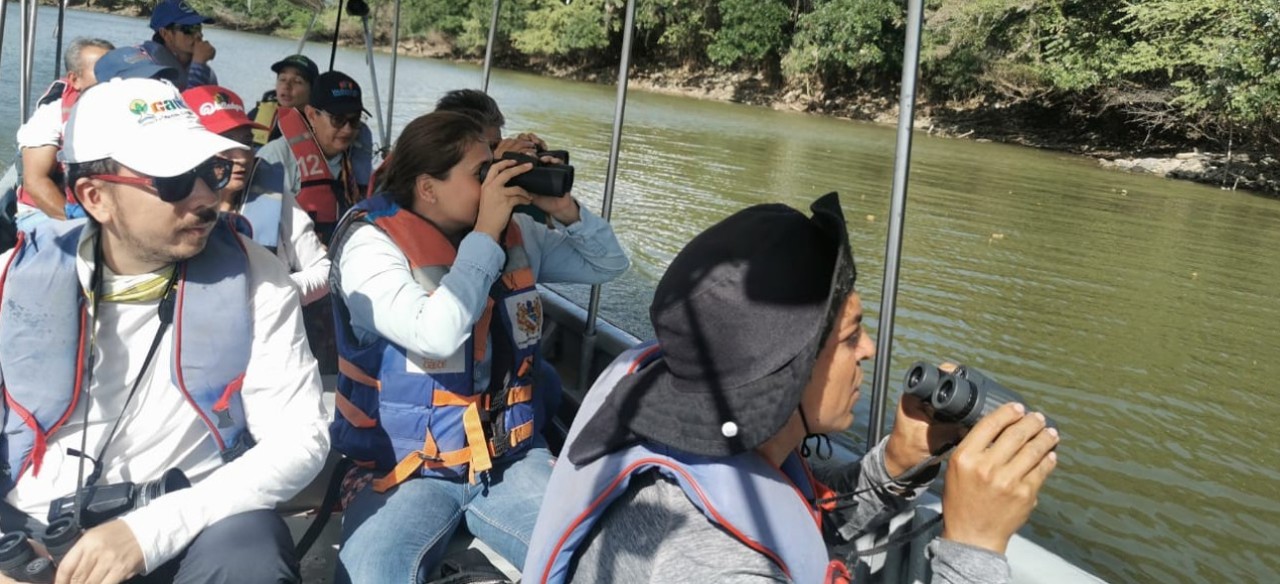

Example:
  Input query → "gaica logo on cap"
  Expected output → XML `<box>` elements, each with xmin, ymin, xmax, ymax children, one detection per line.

<box><xmin>128</xmin><ymin>99</ymin><xmax>148</xmax><ymax>115</ymax></box>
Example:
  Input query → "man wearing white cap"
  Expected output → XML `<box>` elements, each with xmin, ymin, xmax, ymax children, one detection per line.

<box><xmin>0</xmin><ymin>78</ymin><xmax>328</xmax><ymax>583</ymax></box>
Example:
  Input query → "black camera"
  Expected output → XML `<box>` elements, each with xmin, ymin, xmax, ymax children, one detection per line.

<box><xmin>478</xmin><ymin>152</ymin><xmax>574</xmax><ymax>198</ymax></box>
<box><xmin>903</xmin><ymin>361</ymin><xmax>1056</xmax><ymax>429</ymax></box>
<box><xmin>47</xmin><ymin>468</ymin><xmax>190</xmax><ymax>529</ymax></box>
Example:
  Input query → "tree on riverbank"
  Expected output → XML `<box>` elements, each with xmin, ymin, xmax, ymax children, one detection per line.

<box><xmin>169</xmin><ymin>0</ymin><xmax>1276</xmax><ymax>159</ymax></box>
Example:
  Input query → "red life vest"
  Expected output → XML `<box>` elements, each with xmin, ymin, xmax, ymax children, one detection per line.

<box><xmin>276</xmin><ymin>107</ymin><xmax>356</xmax><ymax>226</ymax></box>
<box><xmin>16</xmin><ymin>79</ymin><xmax>80</xmax><ymax>209</ymax></box>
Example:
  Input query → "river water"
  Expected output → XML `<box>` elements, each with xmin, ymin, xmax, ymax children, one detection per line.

<box><xmin>3</xmin><ymin>7</ymin><xmax>1278</xmax><ymax>583</ymax></box>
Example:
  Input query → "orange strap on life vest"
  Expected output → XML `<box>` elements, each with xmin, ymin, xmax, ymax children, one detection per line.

<box><xmin>278</xmin><ymin>107</ymin><xmax>341</xmax><ymax>223</ymax></box>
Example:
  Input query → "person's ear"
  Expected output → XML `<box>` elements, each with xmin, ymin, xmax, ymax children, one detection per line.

<box><xmin>76</xmin><ymin>178</ymin><xmax>111</xmax><ymax>223</ymax></box>
<box><xmin>415</xmin><ymin>174</ymin><xmax>437</xmax><ymax>205</ymax></box>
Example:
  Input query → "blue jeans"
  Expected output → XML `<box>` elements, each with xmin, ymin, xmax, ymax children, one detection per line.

<box><xmin>335</xmin><ymin>445</ymin><xmax>555</xmax><ymax>584</ymax></box>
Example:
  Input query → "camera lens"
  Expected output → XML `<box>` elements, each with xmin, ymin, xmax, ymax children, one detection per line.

<box><xmin>136</xmin><ymin>469</ymin><xmax>191</xmax><ymax>509</ymax></box>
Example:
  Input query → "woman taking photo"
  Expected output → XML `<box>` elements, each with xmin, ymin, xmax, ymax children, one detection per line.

<box><xmin>328</xmin><ymin>110</ymin><xmax>629</xmax><ymax>583</ymax></box>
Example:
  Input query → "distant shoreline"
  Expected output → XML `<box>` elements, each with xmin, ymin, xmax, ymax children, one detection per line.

<box><xmin>69</xmin><ymin>3</ymin><xmax>1278</xmax><ymax>197</ymax></box>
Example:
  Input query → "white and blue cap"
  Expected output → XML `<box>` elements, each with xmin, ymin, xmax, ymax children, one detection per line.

<box><xmin>64</xmin><ymin>78</ymin><xmax>241</xmax><ymax>178</ymax></box>
<box><xmin>149</xmin><ymin>0</ymin><xmax>213</xmax><ymax>30</ymax></box>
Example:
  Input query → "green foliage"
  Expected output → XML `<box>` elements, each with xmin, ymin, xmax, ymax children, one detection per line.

<box><xmin>782</xmin><ymin>0</ymin><xmax>903</xmax><ymax>89</ymax></box>
<box><xmin>511</xmin><ymin>0</ymin><xmax>615</xmax><ymax>57</ymax></box>
<box><xmin>190</xmin><ymin>0</ymin><xmax>1280</xmax><ymax>148</ymax></box>
<box><xmin>707</xmin><ymin>0</ymin><xmax>790</xmax><ymax>67</ymax></box>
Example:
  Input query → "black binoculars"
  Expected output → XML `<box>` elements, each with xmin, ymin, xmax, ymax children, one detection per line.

<box><xmin>0</xmin><ymin>519</ymin><xmax>81</xmax><ymax>584</ymax></box>
<box><xmin>904</xmin><ymin>361</ymin><xmax>1056</xmax><ymax>429</ymax></box>
<box><xmin>0</xmin><ymin>468</ymin><xmax>191</xmax><ymax>582</ymax></box>
<box><xmin>479</xmin><ymin>151</ymin><xmax>574</xmax><ymax>198</ymax></box>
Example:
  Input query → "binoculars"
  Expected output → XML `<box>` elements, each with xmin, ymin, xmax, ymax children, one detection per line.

<box><xmin>0</xmin><ymin>468</ymin><xmax>190</xmax><ymax>582</ymax></box>
<box><xmin>0</xmin><ymin>520</ymin><xmax>80</xmax><ymax>584</ymax></box>
<box><xmin>904</xmin><ymin>361</ymin><xmax>1055</xmax><ymax>429</ymax></box>
<box><xmin>479</xmin><ymin>151</ymin><xmax>574</xmax><ymax>198</ymax></box>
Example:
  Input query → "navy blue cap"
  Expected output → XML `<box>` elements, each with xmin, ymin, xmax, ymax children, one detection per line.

<box><xmin>149</xmin><ymin>0</ymin><xmax>213</xmax><ymax>30</ymax></box>
<box><xmin>311</xmin><ymin>71</ymin><xmax>368</xmax><ymax>116</ymax></box>
<box><xmin>94</xmin><ymin>46</ymin><xmax>179</xmax><ymax>83</ymax></box>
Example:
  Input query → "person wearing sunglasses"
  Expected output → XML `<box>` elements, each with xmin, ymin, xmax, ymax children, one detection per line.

<box><xmin>184</xmin><ymin>85</ymin><xmax>332</xmax><ymax>307</ymax></box>
<box><xmin>254</xmin><ymin>70</ymin><xmax>374</xmax><ymax>375</ymax></box>
<box><xmin>0</xmin><ymin>78</ymin><xmax>329</xmax><ymax>584</ymax></box>
<box><xmin>142</xmin><ymin>0</ymin><xmax>219</xmax><ymax>91</ymax></box>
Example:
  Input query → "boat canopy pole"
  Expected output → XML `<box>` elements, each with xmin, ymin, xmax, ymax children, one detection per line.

<box><xmin>579</xmin><ymin>0</ymin><xmax>637</xmax><ymax>390</ymax></box>
<box><xmin>297</xmin><ymin>9</ymin><xmax>321</xmax><ymax>55</ymax></box>
<box><xmin>25</xmin><ymin>0</ymin><xmax>38</xmax><ymax>112</ymax></box>
<box><xmin>481</xmin><ymin>0</ymin><xmax>501</xmax><ymax>91</ymax></box>
<box><xmin>328</xmin><ymin>0</ymin><xmax>345</xmax><ymax>72</ymax></box>
<box><xmin>867</xmin><ymin>0</ymin><xmax>926</xmax><ymax>444</ymax></box>
<box><xmin>0</xmin><ymin>0</ymin><xmax>9</xmax><ymax>102</ymax></box>
<box><xmin>53</xmin><ymin>0</ymin><xmax>67</xmax><ymax>79</ymax></box>
<box><xmin>18</xmin><ymin>0</ymin><xmax>32</xmax><ymax>122</ymax></box>
<box><xmin>358</xmin><ymin>13</ymin><xmax>387</xmax><ymax>152</ymax></box>
<box><xmin>384</xmin><ymin>0</ymin><xmax>402</xmax><ymax>147</ymax></box>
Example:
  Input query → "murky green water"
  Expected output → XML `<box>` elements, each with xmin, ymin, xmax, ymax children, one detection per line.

<box><xmin>4</xmin><ymin>8</ymin><xmax>1278</xmax><ymax>582</ymax></box>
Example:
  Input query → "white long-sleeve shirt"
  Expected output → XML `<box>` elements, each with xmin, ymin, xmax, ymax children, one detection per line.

<box><xmin>267</xmin><ymin>188</ymin><xmax>331</xmax><ymax>305</ymax></box>
<box><xmin>337</xmin><ymin>207</ymin><xmax>630</xmax><ymax>389</ymax></box>
<box><xmin>0</xmin><ymin>226</ymin><xmax>330</xmax><ymax>573</ymax></box>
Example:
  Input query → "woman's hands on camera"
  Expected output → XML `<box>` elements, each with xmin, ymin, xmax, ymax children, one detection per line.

<box><xmin>940</xmin><ymin>402</ymin><xmax>1059</xmax><ymax>554</ymax></box>
<box><xmin>476</xmin><ymin>159</ymin><xmax>535</xmax><ymax>242</ymax></box>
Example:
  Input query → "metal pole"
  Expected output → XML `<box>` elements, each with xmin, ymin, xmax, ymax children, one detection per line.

<box><xmin>579</xmin><ymin>0</ymin><xmax>636</xmax><ymax>389</ymax></box>
<box><xmin>329</xmin><ymin>0</ymin><xmax>345</xmax><ymax>72</ymax></box>
<box><xmin>481</xmin><ymin>0</ymin><xmax>500</xmax><ymax>91</ymax></box>
<box><xmin>385</xmin><ymin>0</ymin><xmax>402</xmax><ymax>146</ymax></box>
<box><xmin>18</xmin><ymin>0</ymin><xmax>30</xmax><ymax>122</ymax></box>
<box><xmin>868</xmin><ymin>0</ymin><xmax>926</xmax><ymax>444</ymax></box>
<box><xmin>54</xmin><ymin>0</ymin><xmax>67</xmax><ymax>79</ymax></box>
<box><xmin>0</xmin><ymin>0</ymin><xmax>10</xmax><ymax>98</ymax></box>
<box><xmin>359</xmin><ymin>15</ymin><xmax>387</xmax><ymax>153</ymax></box>
<box><xmin>297</xmin><ymin>9</ymin><xmax>321</xmax><ymax>55</ymax></box>
<box><xmin>24</xmin><ymin>0</ymin><xmax>38</xmax><ymax>119</ymax></box>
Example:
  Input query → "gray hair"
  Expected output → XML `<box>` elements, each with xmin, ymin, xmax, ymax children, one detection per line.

<box><xmin>65</xmin><ymin>37</ymin><xmax>115</xmax><ymax>77</ymax></box>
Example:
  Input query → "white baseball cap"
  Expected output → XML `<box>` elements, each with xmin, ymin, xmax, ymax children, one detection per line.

<box><xmin>63</xmin><ymin>78</ymin><xmax>242</xmax><ymax>178</ymax></box>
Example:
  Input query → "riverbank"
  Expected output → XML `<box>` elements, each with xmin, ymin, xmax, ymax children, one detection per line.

<box><xmin>69</xmin><ymin>3</ymin><xmax>1279</xmax><ymax>197</ymax></box>
<box><xmin>311</xmin><ymin>21</ymin><xmax>1280</xmax><ymax>198</ymax></box>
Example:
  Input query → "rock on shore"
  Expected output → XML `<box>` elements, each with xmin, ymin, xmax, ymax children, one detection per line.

<box><xmin>1099</xmin><ymin>152</ymin><xmax>1278</xmax><ymax>195</ymax></box>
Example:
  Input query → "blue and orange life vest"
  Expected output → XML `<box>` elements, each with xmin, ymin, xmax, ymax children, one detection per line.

<box><xmin>523</xmin><ymin>343</ymin><xmax>852</xmax><ymax>584</ymax></box>
<box><xmin>0</xmin><ymin>218</ymin><xmax>255</xmax><ymax>495</ymax></box>
<box><xmin>329</xmin><ymin>194</ymin><xmax>543</xmax><ymax>489</ymax></box>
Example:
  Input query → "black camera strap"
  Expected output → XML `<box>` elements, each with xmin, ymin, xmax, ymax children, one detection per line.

<box><xmin>69</xmin><ymin>236</ymin><xmax>180</xmax><ymax>525</ymax></box>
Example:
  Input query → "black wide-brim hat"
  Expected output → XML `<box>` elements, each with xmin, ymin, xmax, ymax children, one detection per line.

<box><xmin>569</xmin><ymin>192</ymin><xmax>856</xmax><ymax>465</ymax></box>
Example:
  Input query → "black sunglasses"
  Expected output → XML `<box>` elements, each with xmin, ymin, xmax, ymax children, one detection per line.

<box><xmin>174</xmin><ymin>24</ymin><xmax>203</xmax><ymax>35</ymax></box>
<box><xmin>319</xmin><ymin>109</ymin><xmax>364</xmax><ymax>130</ymax></box>
<box><xmin>91</xmin><ymin>157</ymin><xmax>232</xmax><ymax>203</ymax></box>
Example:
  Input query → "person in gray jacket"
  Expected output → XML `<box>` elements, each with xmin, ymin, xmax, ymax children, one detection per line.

<box><xmin>524</xmin><ymin>192</ymin><xmax>1059</xmax><ymax>584</ymax></box>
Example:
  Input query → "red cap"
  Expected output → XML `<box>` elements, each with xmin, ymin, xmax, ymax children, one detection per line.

<box><xmin>181</xmin><ymin>85</ymin><xmax>267</xmax><ymax>135</ymax></box>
